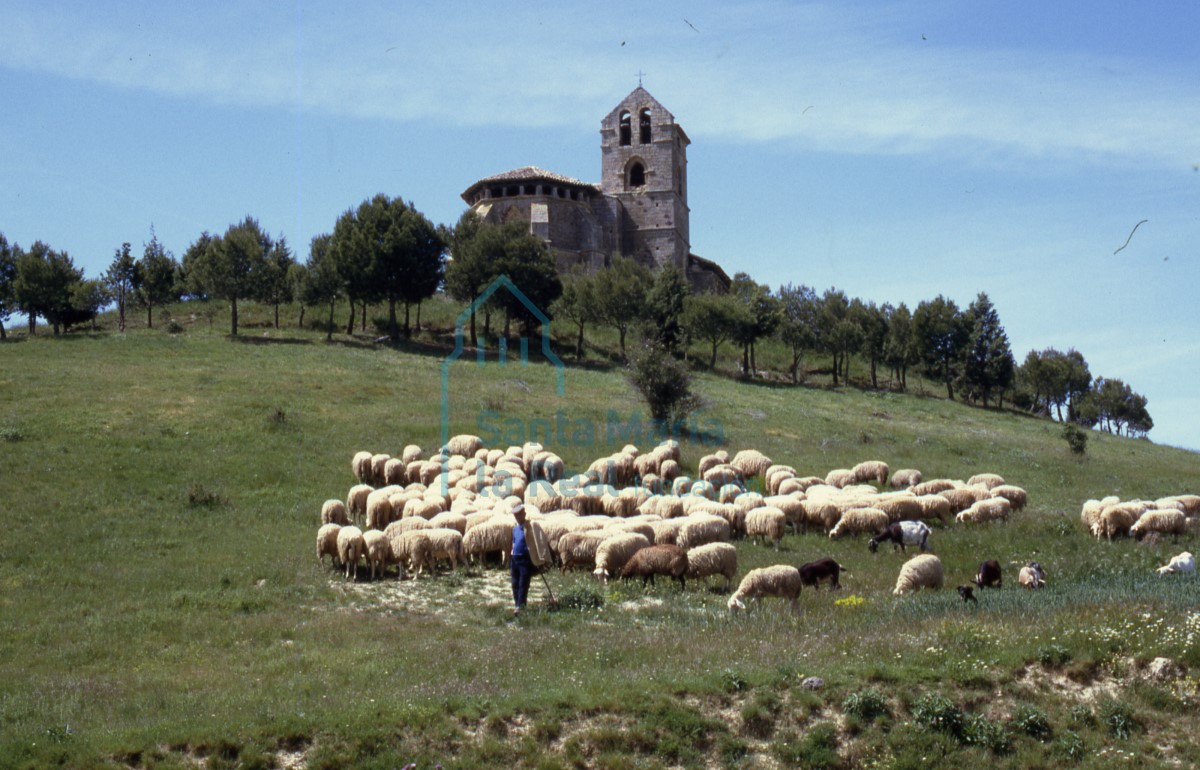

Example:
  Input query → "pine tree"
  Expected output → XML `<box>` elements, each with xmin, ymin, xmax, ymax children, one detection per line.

<box><xmin>961</xmin><ymin>292</ymin><xmax>1015</xmax><ymax>408</ymax></box>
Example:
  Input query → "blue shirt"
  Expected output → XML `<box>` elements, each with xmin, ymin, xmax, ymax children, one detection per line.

<box><xmin>512</xmin><ymin>523</ymin><xmax>529</xmax><ymax>557</ymax></box>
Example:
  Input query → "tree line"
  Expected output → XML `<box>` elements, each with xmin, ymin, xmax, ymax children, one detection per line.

<box><xmin>0</xmin><ymin>202</ymin><xmax>1152</xmax><ymax>437</ymax></box>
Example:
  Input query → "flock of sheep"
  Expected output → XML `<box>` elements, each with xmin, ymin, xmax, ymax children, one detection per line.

<box><xmin>313</xmin><ymin>436</ymin><xmax>1197</xmax><ymax>612</ymax></box>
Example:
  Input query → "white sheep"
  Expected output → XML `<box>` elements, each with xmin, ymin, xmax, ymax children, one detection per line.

<box><xmin>914</xmin><ymin>495</ymin><xmax>953</xmax><ymax>524</ymax></box>
<box><xmin>892</xmin><ymin>554</ymin><xmax>943</xmax><ymax>595</ymax></box>
<box><xmin>428</xmin><ymin>510</ymin><xmax>467</xmax><ymax>534</ymax></box>
<box><xmin>423</xmin><ymin>528</ymin><xmax>466</xmax><ymax>572</ymax></box>
<box><xmin>989</xmin><ymin>485</ymin><xmax>1028</xmax><ymax>511</ymax></box>
<box><xmin>941</xmin><ymin>486</ymin><xmax>990</xmax><ymax>514</ymax></box>
<box><xmin>956</xmin><ymin>497</ymin><xmax>1012</xmax><ymax>524</ymax></box>
<box><xmin>697</xmin><ymin>454</ymin><xmax>724</xmax><ymax>478</ymax></box>
<box><xmin>728</xmin><ymin>565</ymin><xmax>803</xmax><ymax>612</ymax></box>
<box><xmin>703</xmin><ymin>464</ymin><xmax>742</xmax><ymax>488</ymax></box>
<box><xmin>400</xmin><ymin>444</ymin><xmax>423</xmax><ymax>464</ymax></box>
<box><xmin>317</xmin><ymin>523</ymin><xmax>341</xmax><ymax>567</ymax></box>
<box><xmin>1130</xmin><ymin>509</ymin><xmax>1187</xmax><ymax>540</ymax></box>
<box><xmin>593</xmin><ymin>532</ymin><xmax>652</xmax><ymax>581</ymax></box>
<box><xmin>336</xmin><ymin>525</ymin><xmax>366</xmax><ymax>580</ymax></box>
<box><xmin>659</xmin><ymin>459</ymin><xmax>682</xmax><ymax>482</ymax></box>
<box><xmin>365</xmin><ymin>489</ymin><xmax>395</xmax><ymax>530</ymax></box>
<box><xmin>731</xmin><ymin>449</ymin><xmax>773</xmax><ymax>479</ymax></box>
<box><xmin>889</xmin><ymin>469</ymin><xmax>922</xmax><ymax>489</ymax></box>
<box><xmin>444</xmin><ymin>434</ymin><xmax>484</xmax><ymax>458</ymax></box>
<box><xmin>351</xmin><ymin>451</ymin><xmax>373</xmax><ymax>484</ymax></box>
<box><xmin>362</xmin><ymin>529</ymin><xmax>393</xmax><ymax>580</ymax></box>
<box><xmin>764</xmin><ymin>494</ymin><xmax>806</xmax><ymax>534</ymax></box>
<box><xmin>321</xmin><ymin>499</ymin><xmax>350</xmax><ymax>526</ymax></box>
<box><xmin>825</xmin><ymin>469</ymin><xmax>855</xmax><ymax>489</ymax></box>
<box><xmin>1094</xmin><ymin>502</ymin><xmax>1145</xmax><ymax>540</ymax></box>
<box><xmin>559</xmin><ymin>531</ymin><xmax>609</xmax><ymax>571</ymax></box>
<box><xmin>745</xmin><ymin>506</ymin><xmax>787</xmax><ymax>549</ymax></box>
<box><xmin>1018</xmin><ymin>562</ymin><xmax>1046</xmax><ymax>589</ymax></box>
<box><xmin>851</xmin><ymin>460</ymin><xmax>889</xmax><ymax>485</ymax></box>
<box><xmin>1156</xmin><ymin>551</ymin><xmax>1196</xmax><ymax>576</ymax></box>
<box><xmin>676</xmin><ymin>514</ymin><xmax>731</xmax><ymax>551</ymax></box>
<box><xmin>346</xmin><ymin>484</ymin><xmax>373</xmax><ymax>524</ymax></box>
<box><xmin>649</xmin><ymin>517</ymin><xmax>688</xmax><ymax>546</ymax></box>
<box><xmin>387</xmin><ymin>529</ymin><xmax>433</xmax><ymax>578</ymax></box>
<box><xmin>685</xmin><ymin>542</ymin><xmax>738</xmax><ymax>590</ymax></box>
<box><xmin>967</xmin><ymin>473</ymin><xmax>1006</xmax><ymax>490</ymax></box>
<box><xmin>370</xmin><ymin>454</ymin><xmax>391</xmax><ymax>485</ymax></box>
<box><xmin>872</xmin><ymin>495</ymin><xmax>924</xmax><ymax>523</ymax></box>
<box><xmin>383</xmin><ymin>457</ymin><xmax>407</xmax><ymax>486</ymax></box>
<box><xmin>462</xmin><ymin>518</ymin><xmax>513</xmax><ymax>567</ymax></box>
<box><xmin>829</xmin><ymin>507</ymin><xmax>890</xmax><ymax>539</ymax></box>
<box><xmin>911</xmin><ymin>479</ymin><xmax>960</xmax><ymax>496</ymax></box>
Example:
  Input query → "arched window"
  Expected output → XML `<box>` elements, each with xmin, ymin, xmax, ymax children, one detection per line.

<box><xmin>629</xmin><ymin>162</ymin><xmax>646</xmax><ymax>188</ymax></box>
<box><xmin>639</xmin><ymin>109</ymin><xmax>651</xmax><ymax>144</ymax></box>
<box><xmin>619</xmin><ymin>111</ymin><xmax>631</xmax><ymax>146</ymax></box>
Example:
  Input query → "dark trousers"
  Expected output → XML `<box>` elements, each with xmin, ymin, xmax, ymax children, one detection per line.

<box><xmin>510</xmin><ymin>553</ymin><xmax>533</xmax><ymax>609</ymax></box>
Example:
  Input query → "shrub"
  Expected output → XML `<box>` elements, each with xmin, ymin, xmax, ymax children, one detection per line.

<box><xmin>1037</xmin><ymin>644</ymin><xmax>1072</xmax><ymax>667</ymax></box>
<box><xmin>1054</xmin><ymin>730</ymin><xmax>1088</xmax><ymax>761</ymax></box>
<box><xmin>625</xmin><ymin>339</ymin><xmax>702</xmax><ymax>425</ymax></box>
<box><xmin>165</xmin><ymin>318</ymin><xmax>185</xmax><ymax>334</ymax></box>
<box><xmin>1063</xmin><ymin>422</ymin><xmax>1087</xmax><ymax>455</ymax></box>
<box><xmin>911</xmin><ymin>693</ymin><xmax>964</xmax><ymax>738</ymax></box>
<box><xmin>556</xmin><ymin>585</ymin><xmax>603</xmax><ymax>611</ymax></box>
<box><xmin>843</xmin><ymin>689</ymin><xmax>890</xmax><ymax>722</ymax></box>
<box><xmin>187</xmin><ymin>483</ymin><xmax>229</xmax><ymax>509</ymax></box>
<box><xmin>1099</xmin><ymin>700</ymin><xmax>1141</xmax><ymax>740</ymax></box>
<box><xmin>0</xmin><ymin>425</ymin><xmax>23</xmax><ymax>442</ymax></box>
<box><xmin>720</xmin><ymin>668</ymin><xmax>749</xmax><ymax>694</ymax></box>
<box><xmin>1011</xmin><ymin>704</ymin><xmax>1053</xmax><ymax>741</ymax></box>
<box><xmin>961</xmin><ymin>714</ymin><xmax>1012</xmax><ymax>754</ymax></box>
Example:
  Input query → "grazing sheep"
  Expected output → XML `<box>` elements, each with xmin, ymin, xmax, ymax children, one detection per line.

<box><xmin>967</xmin><ymin>473</ymin><xmax>1006</xmax><ymax>490</ymax></box>
<box><xmin>428</xmin><ymin>510</ymin><xmax>467</xmax><ymax>534</ymax></box>
<box><xmin>558</xmin><ymin>531</ymin><xmax>608</xmax><ymax>572</ymax></box>
<box><xmin>401</xmin><ymin>444</ymin><xmax>423</xmax><ymax>464</ymax></box>
<box><xmin>387</xmin><ymin>530</ymin><xmax>433</xmax><ymax>579</ymax></box>
<box><xmin>703</xmin><ymin>464</ymin><xmax>743</xmax><ymax>488</ymax></box>
<box><xmin>650</xmin><ymin>517</ymin><xmax>688</xmax><ymax>546</ymax></box>
<box><xmin>1173</xmin><ymin>494</ymin><xmax>1200</xmax><ymax>517</ymax></box>
<box><xmin>336</xmin><ymin>525</ymin><xmax>366</xmax><ymax>580</ymax></box>
<box><xmin>989</xmin><ymin>485</ymin><xmax>1028</xmax><ymax>511</ymax></box>
<box><xmin>346</xmin><ymin>484</ymin><xmax>374</xmax><ymax>524</ymax></box>
<box><xmin>802</xmin><ymin>499</ymin><xmax>842</xmax><ymax>534</ymax></box>
<box><xmin>825</xmin><ymin>469</ymin><xmax>855</xmax><ymax>489</ymax></box>
<box><xmin>957</xmin><ymin>585</ymin><xmax>978</xmax><ymax>604</ymax></box>
<box><xmin>1095</xmin><ymin>502</ymin><xmax>1144</xmax><ymax>540</ymax></box>
<box><xmin>1018</xmin><ymin>561</ymin><xmax>1046</xmax><ymax>589</ymax></box>
<box><xmin>911</xmin><ymin>479</ymin><xmax>960</xmax><ymax>496</ymax></box>
<box><xmin>956</xmin><ymin>497</ymin><xmax>1012</xmax><ymax>524</ymax></box>
<box><xmin>974</xmin><ymin>559</ymin><xmax>1003</xmax><ymax>588</ymax></box>
<box><xmin>727</xmin><ymin>565</ymin><xmax>803</xmax><ymax>612</ymax></box>
<box><xmin>746</xmin><ymin>506</ymin><xmax>787</xmax><ymax>549</ymax></box>
<box><xmin>1156</xmin><ymin>551</ymin><xmax>1196</xmax><ymax>576</ymax></box>
<box><xmin>352</xmin><ymin>451</ymin><xmax>373</xmax><ymax>484</ymax></box>
<box><xmin>873</xmin><ymin>495</ymin><xmax>924</xmax><ymax>523</ymax></box>
<box><xmin>830</xmin><ymin>507</ymin><xmax>890</xmax><ymax>539</ymax></box>
<box><xmin>1131</xmin><ymin>509</ymin><xmax>1187</xmax><ymax>540</ymax></box>
<box><xmin>914</xmin><ymin>495</ymin><xmax>953</xmax><ymax>524</ymax></box>
<box><xmin>765</xmin><ymin>494</ymin><xmax>806</xmax><ymax>534</ymax></box>
<box><xmin>890</xmin><ymin>469</ymin><xmax>923</xmax><ymax>489</ymax></box>
<box><xmin>317</xmin><ymin>523</ymin><xmax>342</xmax><ymax>567</ymax></box>
<box><xmin>462</xmin><ymin>519</ymin><xmax>513</xmax><ymax>567</ymax></box>
<box><xmin>731</xmin><ymin>449</ymin><xmax>773</xmax><ymax>479</ymax></box>
<box><xmin>362</xmin><ymin>529</ymin><xmax>393</xmax><ymax>580</ymax></box>
<box><xmin>685</xmin><ymin>542</ymin><xmax>738</xmax><ymax>590</ymax></box>
<box><xmin>444</xmin><ymin>434</ymin><xmax>484</xmax><ymax>458</ymax></box>
<box><xmin>892</xmin><ymin>554</ymin><xmax>944</xmax><ymax>595</ymax></box>
<box><xmin>370</xmin><ymin>454</ymin><xmax>391</xmax><ymax>485</ymax></box>
<box><xmin>382</xmin><ymin>457</ymin><xmax>407</xmax><ymax>486</ymax></box>
<box><xmin>365</xmin><ymin>489</ymin><xmax>396</xmax><ymax>530</ymax></box>
<box><xmin>851</xmin><ymin>460</ymin><xmax>889</xmax><ymax>485</ymax></box>
<box><xmin>798</xmin><ymin>558</ymin><xmax>845</xmax><ymax>590</ymax></box>
<box><xmin>941</xmin><ymin>486</ymin><xmax>990</xmax><ymax>514</ymax></box>
<box><xmin>776</xmin><ymin>477</ymin><xmax>806</xmax><ymax>496</ymax></box>
<box><xmin>765</xmin><ymin>465</ymin><xmax>798</xmax><ymax>495</ymax></box>
<box><xmin>321</xmin><ymin>499</ymin><xmax>350</xmax><ymax>526</ymax></box>
<box><xmin>676</xmin><ymin>514</ymin><xmax>732</xmax><ymax>551</ymax></box>
<box><xmin>659</xmin><ymin>459</ymin><xmax>682</xmax><ymax>482</ymax></box>
<box><xmin>867</xmin><ymin>521</ymin><xmax>932</xmax><ymax>553</ymax></box>
<box><xmin>423</xmin><ymin>528</ymin><xmax>466</xmax><ymax>572</ymax></box>
<box><xmin>620</xmin><ymin>544</ymin><xmax>688</xmax><ymax>588</ymax></box>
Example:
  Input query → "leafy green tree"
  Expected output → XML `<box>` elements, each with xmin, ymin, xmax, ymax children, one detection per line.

<box><xmin>912</xmin><ymin>295</ymin><xmax>968</xmax><ymax>399</ymax></box>
<box><xmin>105</xmin><ymin>242</ymin><xmax>137</xmax><ymax>332</ymax></box>
<box><xmin>1021</xmin><ymin>348</ymin><xmax>1093</xmax><ymax>421</ymax></box>
<box><xmin>644</xmin><ymin>264</ymin><xmax>689</xmax><ymax>353</ymax></box>
<box><xmin>137</xmin><ymin>229</ymin><xmax>180</xmax><ymax>329</ymax></box>
<box><xmin>730</xmin><ymin>273</ymin><xmax>780</xmax><ymax>375</ymax></box>
<box><xmin>684</xmin><ymin>291</ymin><xmax>746</xmax><ymax>368</ymax></box>
<box><xmin>443</xmin><ymin>211</ymin><xmax>491</xmax><ymax>343</ymax></box>
<box><xmin>477</xmin><ymin>222</ymin><xmax>559</xmax><ymax>338</ymax></box>
<box><xmin>13</xmin><ymin>241</ymin><xmax>82</xmax><ymax>335</ymax></box>
<box><xmin>302</xmin><ymin>233</ymin><xmax>341</xmax><ymax>341</ymax></box>
<box><xmin>960</xmin><ymin>292</ymin><xmax>1015</xmax><ymax>407</ymax></box>
<box><xmin>882</xmin><ymin>302</ymin><xmax>915</xmax><ymax>390</ymax></box>
<box><xmin>287</xmin><ymin>262</ymin><xmax>310</xmax><ymax>328</ymax></box>
<box><xmin>189</xmin><ymin>216</ymin><xmax>272</xmax><ymax>336</ymax></box>
<box><xmin>0</xmin><ymin>233</ymin><xmax>20</xmax><ymax>340</ymax></box>
<box><xmin>1083</xmin><ymin>377</ymin><xmax>1153</xmax><ymax>437</ymax></box>
<box><xmin>259</xmin><ymin>236</ymin><xmax>295</xmax><ymax>329</ymax></box>
<box><xmin>67</xmin><ymin>279</ymin><xmax>110</xmax><ymax>332</ymax></box>
<box><xmin>551</xmin><ymin>268</ymin><xmax>597</xmax><ymax>359</ymax></box>
<box><xmin>776</xmin><ymin>283</ymin><xmax>819</xmax><ymax>383</ymax></box>
<box><xmin>854</xmin><ymin>300</ymin><xmax>889</xmax><ymax>389</ymax></box>
<box><xmin>816</xmin><ymin>288</ymin><xmax>860</xmax><ymax>386</ymax></box>
<box><xmin>593</xmin><ymin>256</ymin><xmax>652</xmax><ymax>361</ymax></box>
<box><xmin>180</xmin><ymin>231</ymin><xmax>216</xmax><ymax>300</ymax></box>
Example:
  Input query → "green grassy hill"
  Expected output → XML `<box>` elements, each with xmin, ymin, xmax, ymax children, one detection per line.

<box><xmin>1</xmin><ymin>300</ymin><xmax>1198</xmax><ymax>769</ymax></box>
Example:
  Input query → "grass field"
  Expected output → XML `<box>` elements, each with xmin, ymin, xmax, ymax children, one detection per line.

<box><xmin>1</xmin><ymin>298</ymin><xmax>1198</xmax><ymax>769</ymax></box>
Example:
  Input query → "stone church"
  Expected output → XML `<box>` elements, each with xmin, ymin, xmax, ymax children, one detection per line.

<box><xmin>460</xmin><ymin>87</ymin><xmax>730</xmax><ymax>292</ymax></box>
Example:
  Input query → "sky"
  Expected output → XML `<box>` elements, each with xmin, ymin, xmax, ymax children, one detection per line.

<box><xmin>2</xmin><ymin>1</ymin><xmax>1197</xmax><ymax>450</ymax></box>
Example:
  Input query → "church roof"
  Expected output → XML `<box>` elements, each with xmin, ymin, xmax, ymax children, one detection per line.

<box><xmin>461</xmin><ymin>166</ymin><xmax>599</xmax><ymax>202</ymax></box>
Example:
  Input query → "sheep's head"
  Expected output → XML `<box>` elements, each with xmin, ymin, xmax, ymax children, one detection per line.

<box><xmin>867</xmin><ymin>537</ymin><xmax>880</xmax><ymax>553</ymax></box>
<box><xmin>726</xmin><ymin>595</ymin><xmax>746</xmax><ymax>612</ymax></box>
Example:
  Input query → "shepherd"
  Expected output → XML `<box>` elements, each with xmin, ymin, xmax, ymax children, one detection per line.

<box><xmin>510</xmin><ymin>503</ymin><xmax>550</xmax><ymax>613</ymax></box>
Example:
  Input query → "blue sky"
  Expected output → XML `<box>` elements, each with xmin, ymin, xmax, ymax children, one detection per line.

<box><xmin>2</xmin><ymin>1</ymin><xmax>1197</xmax><ymax>449</ymax></box>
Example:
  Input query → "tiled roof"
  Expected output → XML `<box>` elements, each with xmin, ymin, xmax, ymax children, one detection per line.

<box><xmin>474</xmin><ymin>166</ymin><xmax>596</xmax><ymax>188</ymax></box>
